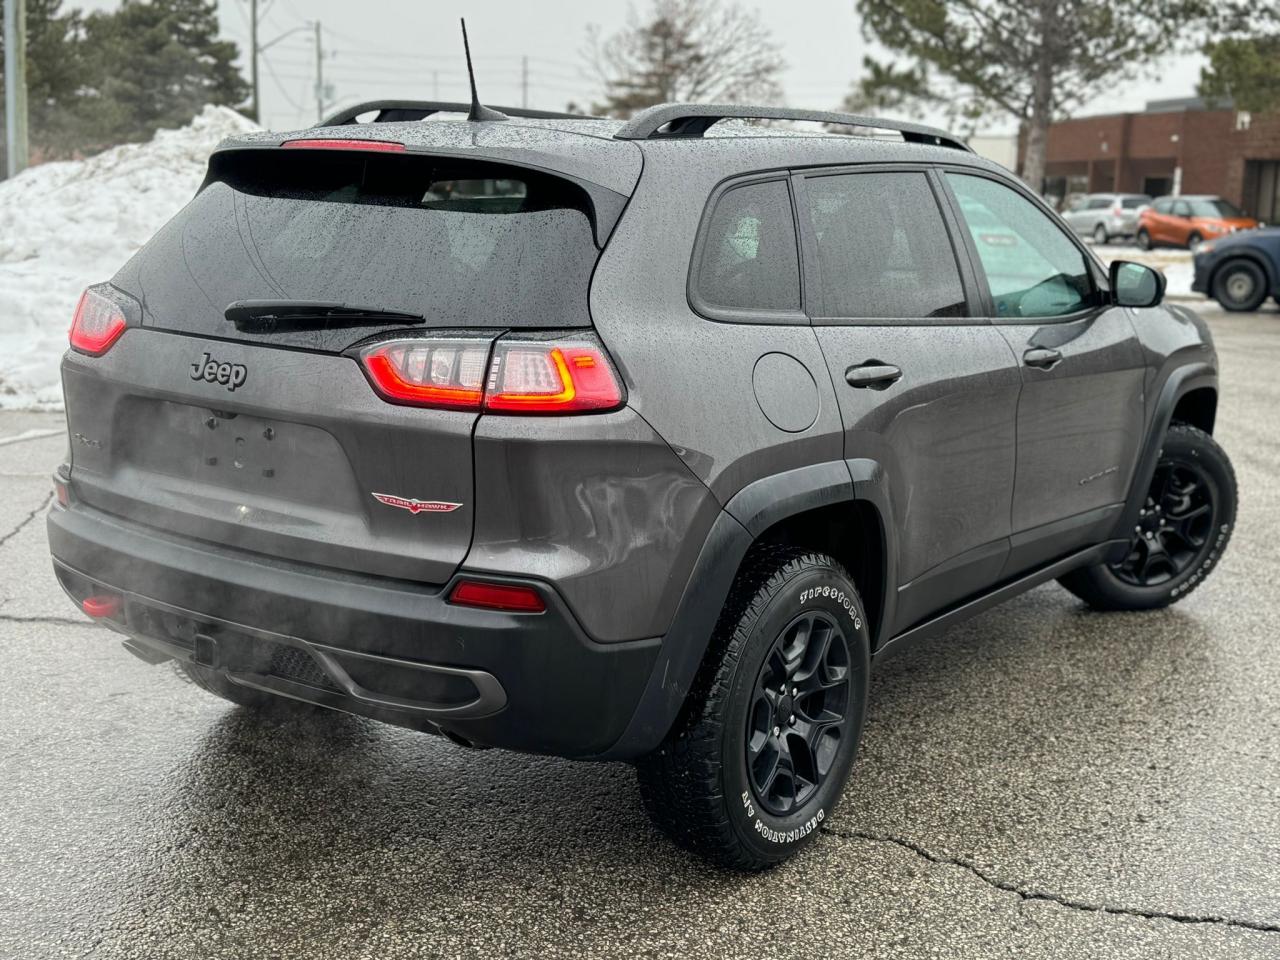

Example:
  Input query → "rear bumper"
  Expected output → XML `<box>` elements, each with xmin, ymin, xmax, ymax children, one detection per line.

<box><xmin>47</xmin><ymin>499</ymin><xmax>659</xmax><ymax>758</ymax></box>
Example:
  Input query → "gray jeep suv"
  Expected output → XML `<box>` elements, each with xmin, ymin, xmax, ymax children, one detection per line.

<box><xmin>47</xmin><ymin>101</ymin><xmax>1236</xmax><ymax>870</ymax></box>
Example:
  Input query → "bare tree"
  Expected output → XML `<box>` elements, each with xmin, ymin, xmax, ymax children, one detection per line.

<box><xmin>586</xmin><ymin>0</ymin><xmax>785</xmax><ymax>118</ymax></box>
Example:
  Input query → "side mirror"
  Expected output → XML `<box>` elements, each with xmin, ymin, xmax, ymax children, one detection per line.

<box><xmin>1111</xmin><ymin>260</ymin><xmax>1165</xmax><ymax>308</ymax></box>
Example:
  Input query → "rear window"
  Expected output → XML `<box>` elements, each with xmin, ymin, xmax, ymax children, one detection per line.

<box><xmin>693</xmin><ymin>179</ymin><xmax>801</xmax><ymax>316</ymax></box>
<box><xmin>113</xmin><ymin>150</ymin><xmax>603</xmax><ymax>350</ymax></box>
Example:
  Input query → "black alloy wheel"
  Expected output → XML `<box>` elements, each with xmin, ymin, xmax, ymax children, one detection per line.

<box><xmin>1111</xmin><ymin>458</ymin><xmax>1216</xmax><ymax>587</ymax></box>
<box><xmin>746</xmin><ymin>610</ymin><xmax>851</xmax><ymax>817</ymax></box>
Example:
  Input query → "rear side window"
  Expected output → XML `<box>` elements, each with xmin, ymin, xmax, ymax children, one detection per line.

<box><xmin>1122</xmin><ymin>196</ymin><xmax>1149</xmax><ymax>209</ymax></box>
<box><xmin>1153</xmin><ymin>199</ymin><xmax>1174</xmax><ymax>214</ymax></box>
<box><xmin>804</xmin><ymin>171</ymin><xmax>967</xmax><ymax>320</ymax></box>
<box><xmin>694</xmin><ymin>179</ymin><xmax>801</xmax><ymax>314</ymax></box>
<box><xmin>1086</xmin><ymin>197</ymin><xmax>1111</xmax><ymax>210</ymax></box>
<box><xmin>947</xmin><ymin>173</ymin><xmax>1096</xmax><ymax>319</ymax></box>
<box><xmin>113</xmin><ymin>150</ymin><xmax>603</xmax><ymax>351</ymax></box>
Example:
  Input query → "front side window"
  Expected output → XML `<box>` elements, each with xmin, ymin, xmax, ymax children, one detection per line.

<box><xmin>804</xmin><ymin>171</ymin><xmax>966</xmax><ymax>319</ymax></box>
<box><xmin>947</xmin><ymin>173</ymin><xmax>1096</xmax><ymax>319</ymax></box>
<box><xmin>695</xmin><ymin>179</ymin><xmax>801</xmax><ymax>313</ymax></box>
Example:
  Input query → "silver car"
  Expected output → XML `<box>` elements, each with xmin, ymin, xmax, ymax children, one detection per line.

<box><xmin>1062</xmin><ymin>192</ymin><xmax>1152</xmax><ymax>244</ymax></box>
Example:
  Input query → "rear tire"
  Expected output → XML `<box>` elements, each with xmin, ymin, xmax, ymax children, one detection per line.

<box><xmin>1059</xmin><ymin>425</ymin><xmax>1235</xmax><ymax>611</ymax></box>
<box><xmin>1137</xmin><ymin>228</ymin><xmax>1152</xmax><ymax>250</ymax></box>
<box><xmin>174</xmin><ymin>660</ymin><xmax>317</xmax><ymax>713</ymax></box>
<box><xmin>1187</xmin><ymin>231</ymin><xmax>1204</xmax><ymax>250</ymax></box>
<box><xmin>636</xmin><ymin>547</ymin><xmax>870</xmax><ymax>870</ymax></box>
<box><xmin>1213</xmin><ymin>259</ymin><xmax>1268</xmax><ymax>312</ymax></box>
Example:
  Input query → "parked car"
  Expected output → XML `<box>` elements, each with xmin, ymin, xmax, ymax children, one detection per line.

<box><xmin>1062</xmin><ymin>192</ymin><xmax>1151</xmax><ymax>244</ymax></box>
<box><xmin>1192</xmin><ymin>226</ymin><xmax>1280</xmax><ymax>311</ymax></box>
<box><xmin>47</xmin><ymin>100</ymin><xmax>1237</xmax><ymax>870</ymax></box>
<box><xmin>1137</xmin><ymin>195</ymin><xmax>1259</xmax><ymax>250</ymax></box>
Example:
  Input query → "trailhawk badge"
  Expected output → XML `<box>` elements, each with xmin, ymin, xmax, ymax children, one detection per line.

<box><xmin>371</xmin><ymin>492</ymin><xmax>463</xmax><ymax>515</ymax></box>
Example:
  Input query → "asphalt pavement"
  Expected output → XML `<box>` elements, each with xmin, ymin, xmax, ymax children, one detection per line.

<box><xmin>1</xmin><ymin>302</ymin><xmax>1278</xmax><ymax>959</ymax></box>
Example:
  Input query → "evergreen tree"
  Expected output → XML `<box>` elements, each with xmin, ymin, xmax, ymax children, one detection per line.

<box><xmin>1199</xmin><ymin>2</ymin><xmax>1280</xmax><ymax>114</ymax></box>
<box><xmin>0</xmin><ymin>0</ymin><xmax>91</xmax><ymax>161</ymax></box>
<box><xmin>850</xmin><ymin>0</ymin><xmax>1209</xmax><ymax>190</ymax></box>
<box><xmin>77</xmin><ymin>0</ymin><xmax>248</xmax><ymax>149</ymax></box>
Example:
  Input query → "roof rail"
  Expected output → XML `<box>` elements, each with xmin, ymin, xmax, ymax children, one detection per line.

<box><xmin>320</xmin><ymin>100</ymin><xmax>597</xmax><ymax>127</ymax></box>
<box><xmin>613</xmin><ymin>103</ymin><xmax>971</xmax><ymax>152</ymax></box>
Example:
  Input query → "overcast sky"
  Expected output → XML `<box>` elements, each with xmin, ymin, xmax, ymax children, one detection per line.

<box><xmin>75</xmin><ymin>0</ymin><xmax>1206</xmax><ymax>134</ymax></box>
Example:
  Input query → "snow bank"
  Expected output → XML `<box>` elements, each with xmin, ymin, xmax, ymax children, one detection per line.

<box><xmin>0</xmin><ymin>105</ymin><xmax>259</xmax><ymax>409</ymax></box>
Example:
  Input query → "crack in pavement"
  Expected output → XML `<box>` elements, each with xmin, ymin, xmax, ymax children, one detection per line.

<box><xmin>821</xmin><ymin>826</ymin><xmax>1280</xmax><ymax>935</ymax></box>
<box><xmin>0</xmin><ymin>491</ymin><xmax>53</xmax><ymax>550</ymax></box>
<box><xmin>0</xmin><ymin>613</ymin><xmax>92</xmax><ymax>627</ymax></box>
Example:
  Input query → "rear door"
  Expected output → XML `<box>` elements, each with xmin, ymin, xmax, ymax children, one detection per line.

<box><xmin>67</xmin><ymin>146</ymin><xmax>608</xmax><ymax>584</ymax></box>
<box><xmin>940</xmin><ymin>170</ymin><xmax>1146</xmax><ymax>574</ymax></box>
<box><xmin>795</xmin><ymin>166</ymin><xmax>1022</xmax><ymax>634</ymax></box>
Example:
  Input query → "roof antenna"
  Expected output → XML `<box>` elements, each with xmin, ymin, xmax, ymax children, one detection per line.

<box><xmin>460</xmin><ymin>19</ymin><xmax>508</xmax><ymax>122</ymax></box>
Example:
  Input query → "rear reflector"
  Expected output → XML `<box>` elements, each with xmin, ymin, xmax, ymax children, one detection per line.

<box><xmin>281</xmin><ymin>138</ymin><xmax>405</xmax><ymax>152</ymax></box>
<box><xmin>69</xmin><ymin>288</ymin><xmax>128</xmax><ymax>356</ymax></box>
<box><xmin>53</xmin><ymin>478</ymin><xmax>69</xmax><ymax>507</ymax></box>
<box><xmin>81</xmin><ymin>595</ymin><xmax>122</xmax><ymax>619</ymax></box>
<box><xmin>448</xmin><ymin>580</ymin><xmax>546</xmax><ymax>613</ymax></box>
<box><xmin>358</xmin><ymin>336</ymin><xmax>623</xmax><ymax>414</ymax></box>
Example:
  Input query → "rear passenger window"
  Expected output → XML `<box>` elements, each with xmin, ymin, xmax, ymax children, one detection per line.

<box><xmin>805</xmin><ymin>172</ymin><xmax>967</xmax><ymax>319</ymax></box>
<box><xmin>695</xmin><ymin>179</ymin><xmax>801</xmax><ymax>314</ymax></box>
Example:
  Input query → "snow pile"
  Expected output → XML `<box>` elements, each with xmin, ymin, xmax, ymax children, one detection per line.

<box><xmin>0</xmin><ymin>105</ymin><xmax>259</xmax><ymax>408</ymax></box>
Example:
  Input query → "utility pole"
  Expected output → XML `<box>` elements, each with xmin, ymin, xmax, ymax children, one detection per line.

<box><xmin>313</xmin><ymin>20</ymin><xmax>324</xmax><ymax>122</ymax></box>
<box><xmin>521</xmin><ymin>55</ymin><xmax>528</xmax><ymax>110</ymax></box>
<box><xmin>4</xmin><ymin>0</ymin><xmax>30</xmax><ymax>177</ymax></box>
<box><xmin>248</xmin><ymin>0</ymin><xmax>259</xmax><ymax>122</ymax></box>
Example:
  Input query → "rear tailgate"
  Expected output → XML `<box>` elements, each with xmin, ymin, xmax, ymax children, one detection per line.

<box><xmin>64</xmin><ymin>142</ymin><xmax>616</xmax><ymax>585</ymax></box>
<box><xmin>62</xmin><ymin>329</ymin><xmax>487</xmax><ymax>583</ymax></box>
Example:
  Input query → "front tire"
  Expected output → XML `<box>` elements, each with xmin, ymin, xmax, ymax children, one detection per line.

<box><xmin>1059</xmin><ymin>424</ymin><xmax>1236</xmax><ymax>610</ymax></box>
<box><xmin>1187</xmin><ymin>231</ymin><xmax>1204</xmax><ymax>250</ymax></box>
<box><xmin>1093</xmin><ymin>224</ymin><xmax>1108</xmax><ymax>245</ymax></box>
<box><xmin>1213</xmin><ymin>259</ymin><xmax>1268</xmax><ymax>312</ymax></box>
<box><xmin>1137</xmin><ymin>228</ymin><xmax>1153</xmax><ymax>250</ymax></box>
<box><xmin>636</xmin><ymin>547</ymin><xmax>870</xmax><ymax>870</ymax></box>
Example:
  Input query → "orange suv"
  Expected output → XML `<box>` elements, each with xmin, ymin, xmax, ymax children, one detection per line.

<box><xmin>1137</xmin><ymin>195</ymin><xmax>1258</xmax><ymax>250</ymax></box>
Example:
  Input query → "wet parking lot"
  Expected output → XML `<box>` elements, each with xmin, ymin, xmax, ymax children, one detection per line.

<box><xmin>1</xmin><ymin>302</ymin><xmax>1278</xmax><ymax>959</ymax></box>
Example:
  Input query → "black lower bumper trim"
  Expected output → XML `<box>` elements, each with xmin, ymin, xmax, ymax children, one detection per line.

<box><xmin>48</xmin><ymin>501</ymin><xmax>659</xmax><ymax>756</ymax></box>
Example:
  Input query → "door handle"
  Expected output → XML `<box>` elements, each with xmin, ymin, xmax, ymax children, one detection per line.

<box><xmin>1023</xmin><ymin>347</ymin><xmax>1063</xmax><ymax>369</ymax></box>
<box><xmin>845</xmin><ymin>362</ymin><xmax>902</xmax><ymax>389</ymax></box>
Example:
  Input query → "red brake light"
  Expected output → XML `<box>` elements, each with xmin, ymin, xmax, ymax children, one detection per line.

<box><xmin>448</xmin><ymin>580</ymin><xmax>546</xmax><ymax>613</ymax></box>
<box><xmin>69</xmin><ymin>288</ymin><xmax>128</xmax><ymax>356</ymax></box>
<box><xmin>360</xmin><ymin>339</ymin><xmax>489</xmax><ymax>409</ymax></box>
<box><xmin>281</xmin><ymin>138</ymin><xmax>405</xmax><ymax>152</ymax></box>
<box><xmin>358</xmin><ymin>336</ymin><xmax>624</xmax><ymax>414</ymax></box>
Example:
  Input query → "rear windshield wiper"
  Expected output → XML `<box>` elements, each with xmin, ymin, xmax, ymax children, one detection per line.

<box><xmin>225</xmin><ymin>300</ymin><xmax>425</xmax><ymax>331</ymax></box>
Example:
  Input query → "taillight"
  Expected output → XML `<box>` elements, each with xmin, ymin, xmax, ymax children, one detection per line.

<box><xmin>485</xmin><ymin>340</ymin><xmax>623</xmax><ymax>413</ymax></box>
<box><xmin>358</xmin><ymin>336</ymin><xmax>624</xmax><ymax>415</ymax></box>
<box><xmin>448</xmin><ymin>580</ymin><xmax>546</xmax><ymax>613</ymax></box>
<box><xmin>69</xmin><ymin>287</ymin><xmax>128</xmax><ymax>356</ymax></box>
<box><xmin>361</xmin><ymin>338</ymin><xmax>489</xmax><ymax>409</ymax></box>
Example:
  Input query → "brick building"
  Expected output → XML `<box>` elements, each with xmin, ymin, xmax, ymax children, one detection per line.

<box><xmin>1032</xmin><ymin>97</ymin><xmax>1280</xmax><ymax>222</ymax></box>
